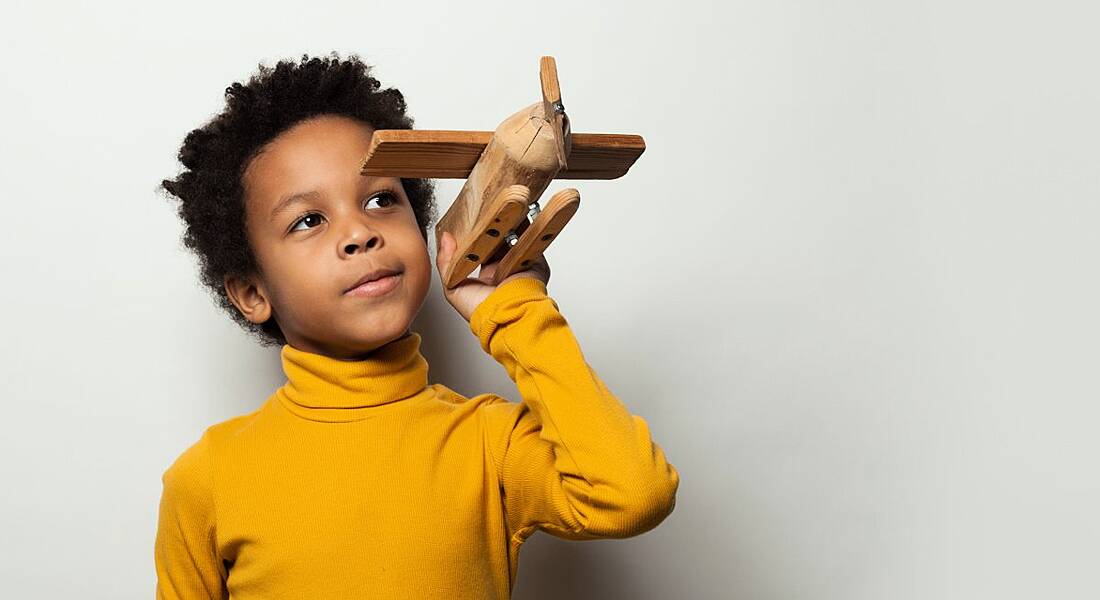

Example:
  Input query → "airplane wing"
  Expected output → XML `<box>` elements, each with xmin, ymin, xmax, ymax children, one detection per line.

<box><xmin>359</xmin><ymin>130</ymin><xmax>645</xmax><ymax>180</ymax></box>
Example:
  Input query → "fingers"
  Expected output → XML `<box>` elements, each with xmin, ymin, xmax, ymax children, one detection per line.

<box><xmin>436</xmin><ymin>232</ymin><xmax>452</xmax><ymax>268</ymax></box>
<box><xmin>530</xmin><ymin>256</ymin><xmax>551</xmax><ymax>283</ymax></box>
<box><xmin>436</xmin><ymin>232</ymin><xmax>455</xmax><ymax>291</ymax></box>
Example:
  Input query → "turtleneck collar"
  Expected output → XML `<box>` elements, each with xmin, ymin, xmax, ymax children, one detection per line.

<box><xmin>274</xmin><ymin>332</ymin><xmax>431</xmax><ymax>421</ymax></box>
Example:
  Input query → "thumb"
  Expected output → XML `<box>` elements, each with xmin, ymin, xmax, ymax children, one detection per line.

<box><xmin>436</xmin><ymin>231</ymin><xmax>454</xmax><ymax>269</ymax></box>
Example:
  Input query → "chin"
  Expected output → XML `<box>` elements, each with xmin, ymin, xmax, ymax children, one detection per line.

<box><xmin>356</xmin><ymin>316</ymin><xmax>411</xmax><ymax>343</ymax></box>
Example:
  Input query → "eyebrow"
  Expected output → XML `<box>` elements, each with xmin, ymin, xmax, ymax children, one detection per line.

<box><xmin>270</xmin><ymin>190</ymin><xmax>322</xmax><ymax>223</ymax></box>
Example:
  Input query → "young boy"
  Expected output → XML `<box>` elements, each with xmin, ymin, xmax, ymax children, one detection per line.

<box><xmin>155</xmin><ymin>53</ymin><xmax>679</xmax><ymax>599</ymax></box>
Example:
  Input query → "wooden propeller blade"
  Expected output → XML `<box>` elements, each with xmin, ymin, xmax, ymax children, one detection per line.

<box><xmin>539</xmin><ymin>56</ymin><xmax>570</xmax><ymax>169</ymax></box>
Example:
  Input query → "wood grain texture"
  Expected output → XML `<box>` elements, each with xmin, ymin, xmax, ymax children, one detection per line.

<box><xmin>363</xmin><ymin>55</ymin><xmax>645</xmax><ymax>289</ymax></box>
<box><xmin>539</xmin><ymin>56</ymin><xmax>570</xmax><ymax>169</ymax></box>
<box><xmin>360</xmin><ymin>130</ymin><xmax>645</xmax><ymax>180</ymax></box>
<box><xmin>450</xmin><ymin>185</ymin><xmax>531</xmax><ymax>289</ymax></box>
<box><xmin>491</xmin><ymin>187</ymin><xmax>580</xmax><ymax>286</ymax></box>
<box><xmin>434</xmin><ymin>102</ymin><xmax>566</xmax><ymax>288</ymax></box>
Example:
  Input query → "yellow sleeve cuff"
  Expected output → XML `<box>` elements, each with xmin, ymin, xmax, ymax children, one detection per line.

<box><xmin>469</xmin><ymin>277</ymin><xmax>551</xmax><ymax>352</ymax></box>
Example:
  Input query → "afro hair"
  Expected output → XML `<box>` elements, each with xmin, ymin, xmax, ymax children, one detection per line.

<box><xmin>161</xmin><ymin>52</ymin><xmax>437</xmax><ymax>347</ymax></box>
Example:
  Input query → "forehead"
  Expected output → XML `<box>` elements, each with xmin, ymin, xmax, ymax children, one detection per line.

<box><xmin>242</xmin><ymin>115</ymin><xmax>376</xmax><ymax>209</ymax></box>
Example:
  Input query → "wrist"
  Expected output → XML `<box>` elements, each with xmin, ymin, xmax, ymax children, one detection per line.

<box><xmin>469</xmin><ymin>277</ymin><xmax>550</xmax><ymax>345</ymax></box>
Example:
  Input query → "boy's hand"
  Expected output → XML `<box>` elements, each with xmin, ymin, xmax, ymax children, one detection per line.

<box><xmin>435</xmin><ymin>230</ymin><xmax>551</xmax><ymax>323</ymax></box>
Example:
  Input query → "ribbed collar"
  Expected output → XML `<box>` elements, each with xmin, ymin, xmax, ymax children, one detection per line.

<box><xmin>274</xmin><ymin>332</ymin><xmax>430</xmax><ymax>421</ymax></box>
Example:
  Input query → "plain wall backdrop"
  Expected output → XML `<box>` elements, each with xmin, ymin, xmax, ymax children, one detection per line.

<box><xmin>1</xmin><ymin>0</ymin><xmax>1097</xmax><ymax>598</ymax></box>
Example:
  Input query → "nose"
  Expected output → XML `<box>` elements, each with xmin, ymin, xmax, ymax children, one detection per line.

<box><xmin>339</xmin><ymin>220</ymin><xmax>382</xmax><ymax>258</ymax></box>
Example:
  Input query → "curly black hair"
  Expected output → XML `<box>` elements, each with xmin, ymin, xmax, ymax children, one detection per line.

<box><xmin>160</xmin><ymin>52</ymin><xmax>437</xmax><ymax>347</ymax></box>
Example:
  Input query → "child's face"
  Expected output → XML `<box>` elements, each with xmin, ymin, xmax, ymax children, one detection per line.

<box><xmin>227</xmin><ymin>114</ymin><xmax>432</xmax><ymax>359</ymax></box>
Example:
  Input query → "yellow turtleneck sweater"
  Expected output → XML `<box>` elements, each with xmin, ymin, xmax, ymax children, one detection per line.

<box><xmin>154</xmin><ymin>277</ymin><xmax>679</xmax><ymax>599</ymax></box>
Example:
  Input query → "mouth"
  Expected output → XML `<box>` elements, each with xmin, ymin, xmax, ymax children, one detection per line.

<box><xmin>345</xmin><ymin>267</ymin><xmax>404</xmax><ymax>296</ymax></box>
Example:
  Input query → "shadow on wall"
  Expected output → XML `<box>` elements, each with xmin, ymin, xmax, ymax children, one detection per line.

<box><xmin>513</xmin><ymin>535</ymin><xmax>642</xmax><ymax>599</ymax></box>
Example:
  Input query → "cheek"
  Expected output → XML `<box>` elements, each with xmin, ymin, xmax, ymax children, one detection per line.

<box><xmin>263</xmin><ymin>252</ymin><xmax>339</xmax><ymax>315</ymax></box>
<box><xmin>406</xmin><ymin>243</ymin><xmax>433</xmax><ymax>293</ymax></box>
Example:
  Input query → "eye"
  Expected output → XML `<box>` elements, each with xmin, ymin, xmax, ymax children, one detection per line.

<box><xmin>289</xmin><ymin>212</ymin><xmax>324</xmax><ymax>233</ymax></box>
<box><xmin>365</xmin><ymin>191</ymin><xmax>399</xmax><ymax>209</ymax></box>
<box><xmin>286</xmin><ymin>191</ymin><xmax>399</xmax><ymax>234</ymax></box>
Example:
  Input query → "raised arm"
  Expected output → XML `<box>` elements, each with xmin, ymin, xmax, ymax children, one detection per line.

<box><xmin>473</xmin><ymin>277</ymin><xmax>680</xmax><ymax>545</ymax></box>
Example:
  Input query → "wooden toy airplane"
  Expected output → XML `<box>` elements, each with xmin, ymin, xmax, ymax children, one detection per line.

<box><xmin>359</xmin><ymin>56</ymin><xmax>646</xmax><ymax>289</ymax></box>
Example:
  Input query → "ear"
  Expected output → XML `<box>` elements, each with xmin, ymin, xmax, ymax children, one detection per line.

<box><xmin>223</xmin><ymin>272</ymin><xmax>273</xmax><ymax>325</ymax></box>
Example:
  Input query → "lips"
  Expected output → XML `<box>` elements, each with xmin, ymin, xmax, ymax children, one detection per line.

<box><xmin>345</xmin><ymin>267</ymin><xmax>403</xmax><ymax>294</ymax></box>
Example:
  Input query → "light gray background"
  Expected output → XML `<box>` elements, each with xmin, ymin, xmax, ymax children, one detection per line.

<box><xmin>1</xmin><ymin>1</ymin><xmax>1097</xmax><ymax>598</ymax></box>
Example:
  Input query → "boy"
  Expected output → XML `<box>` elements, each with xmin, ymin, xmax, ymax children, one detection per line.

<box><xmin>155</xmin><ymin>52</ymin><xmax>679</xmax><ymax>599</ymax></box>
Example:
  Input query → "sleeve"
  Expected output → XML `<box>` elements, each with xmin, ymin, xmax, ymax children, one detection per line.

<box><xmin>154</xmin><ymin>431</ymin><xmax>229</xmax><ymax>600</ymax></box>
<box><xmin>472</xmin><ymin>277</ymin><xmax>680</xmax><ymax>544</ymax></box>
